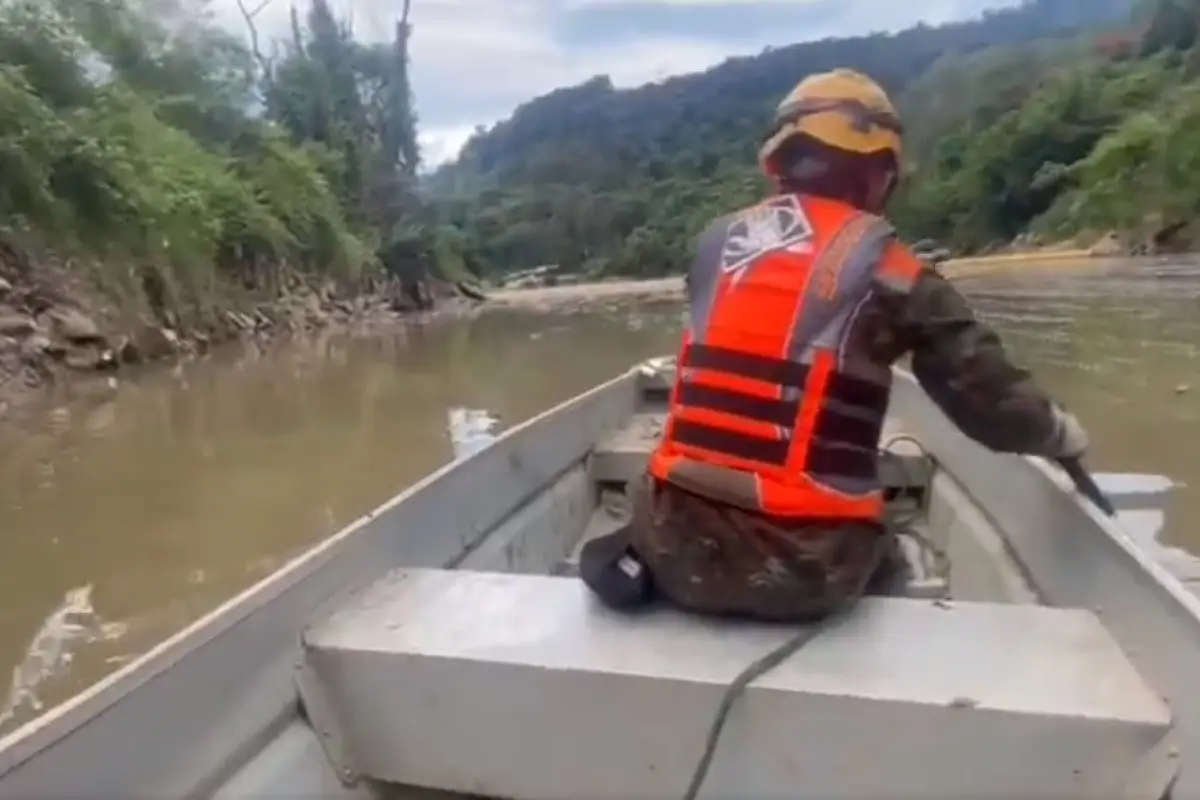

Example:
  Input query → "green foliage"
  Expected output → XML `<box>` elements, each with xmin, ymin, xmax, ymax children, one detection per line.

<box><xmin>902</xmin><ymin>16</ymin><xmax>1200</xmax><ymax>253</ymax></box>
<box><xmin>0</xmin><ymin>0</ymin><xmax>428</xmax><ymax>325</ymax></box>
<box><xmin>7</xmin><ymin>0</ymin><xmax>1197</xmax><ymax>315</ymax></box>
<box><xmin>430</xmin><ymin>0</ymin><xmax>1192</xmax><ymax>277</ymax></box>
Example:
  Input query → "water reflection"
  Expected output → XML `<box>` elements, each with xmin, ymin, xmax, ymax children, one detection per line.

<box><xmin>959</xmin><ymin>258</ymin><xmax>1200</xmax><ymax>555</ymax></box>
<box><xmin>0</xmin><ymin>585</ymin><xmax>127</xmax><ymax>729</ymax></box>
<box><xmin>0</xmin><ymin>305</ymin><xmax>682</xmax><ymax>734</ymax></box>
<box><xmin>447</xmin><ymin>407</ymin><xmax>499</xmax><ymax>460</ymax></box>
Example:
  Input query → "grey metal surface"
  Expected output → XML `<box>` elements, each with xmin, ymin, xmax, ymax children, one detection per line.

<box><xmin>1094</xmin><ymin>472</ymin><xmax>1200</xmax><ymax>595</ymax></box>
<box><xmin>300</xmin><ymin>568</ymin><xmax>1175</xmax><ymax>799</ymax></box>
<box><xmin>457</xmin><ymin>465</ymin><xmax>593</xmax><ymax>575</ymax></box>
<box><xmin>212</xmin><ymin>718</ymin><xmax>376</xmax><ymax>800</ymax></box>
<box><xmin>925</xmin><ymin>470</ymin><xmax>1039</xmax><ymax>604</ymax></box>
<box><xmin>553</xmin><ymin>488</ymin><xmax>632</xmax><ymax>577</ymax></box>
<box><xmin>889</xmin><ymin>370</ymin><xmax>1200</xmax><ymax>797</ymax></box>
<box><xmin>0</xmin><ymin>368</ymin><xmax>641</xmax><ymax>799</ymax></box>
<box><xmin>588</xmin><ymin>411</ymin><xmax>666</xmax><ymax>483</ymax></box>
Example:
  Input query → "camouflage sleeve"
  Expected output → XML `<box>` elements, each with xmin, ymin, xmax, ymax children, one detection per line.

<box><xmin>874</xmin><ymin>246</ymin><xmax>1061</xmax><ymax>455</ymax></box>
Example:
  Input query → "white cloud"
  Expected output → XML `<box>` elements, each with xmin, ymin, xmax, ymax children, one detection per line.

<box><xmin>414</xmin><ymin>34</ymin><xmax>730</xmax><ymax>165</ymax></box>
<box><xmin>208</xmin><ymin>0</ymin><xmax>741</xmax><ymax>132</ymax></box>
<box><xmin>565</xmin><ymin>0</ymin><xmax>812</xmax><ymax>5</ymax></box>
<box><xmin>419</xmin><ymin>124</ymin><xmax>477</xmax><ymax>167</ymax></box>
<box><xmin>205</xmin><ymin>0</ymin><xmax>1017</xmax><ymax>167</ymax></box>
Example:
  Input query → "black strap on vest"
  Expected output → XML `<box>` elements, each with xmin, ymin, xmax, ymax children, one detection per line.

<box><xmin>671</xmin><ymin>343</ymin><xmax>886</xmax><ymax>479</ymax></box>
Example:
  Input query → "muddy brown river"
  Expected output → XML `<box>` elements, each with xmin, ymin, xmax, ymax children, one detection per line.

<box><xmin>1</xmin><ymin>258</ymin><xmax>1198</xmax><ymax>734</ymax></box>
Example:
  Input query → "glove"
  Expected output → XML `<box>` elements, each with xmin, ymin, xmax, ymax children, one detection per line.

<box><xmin>1047</xmin><ymin>405</ymin><xmax>1089</xmax><ymax>459</ymax></box>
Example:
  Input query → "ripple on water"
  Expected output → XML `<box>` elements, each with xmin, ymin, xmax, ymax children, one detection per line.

<box><xmin>0</xmin><ymin>584</ymin><xmax>127</xmax><ymax>729</ymax></box>
<box><xmin>447</xmin><ymin>407</ymin><xmax>500</xmax><ymax>461</ymax></box>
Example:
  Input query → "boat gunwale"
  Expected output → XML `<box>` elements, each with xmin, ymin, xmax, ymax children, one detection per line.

<box><xmin>890</xmin><ymin>369</ymin><xmax>1200</xmax><ymax>618</ymax></box>
<box><xmin>1025</xmin><ymin>456</ymin><xmax>1200</xmax><ymax>615</ymax></box>
<box><xmin>881</xmin><ymin>368</ymin><xmax>1200</xmax><ymax>618</ymax></box>
<box><xmin>889</xmin><ymin>368</ymin><xmax>1200</xmax><ymax>795</ymax></box>
<box><xmin>0</xmin><ymin>366</ymin><xmax>642</xmax><ymax>789</ymax></box>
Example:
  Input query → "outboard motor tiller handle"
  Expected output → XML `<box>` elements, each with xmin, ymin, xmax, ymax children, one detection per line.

<box><xmin>1057</xmin><ymin>456</ymin><xmax>1116</xmax><ymax>518</ymax></box>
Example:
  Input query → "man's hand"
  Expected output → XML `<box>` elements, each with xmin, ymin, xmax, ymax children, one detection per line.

<box><xmin>1047</xmin><ymin>406</ymin><xmax>1089</xmax><ymax>458</ymax></box>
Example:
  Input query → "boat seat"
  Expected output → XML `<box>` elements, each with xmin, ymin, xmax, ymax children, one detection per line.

<box><xmin>297</xmin><ymin>569</ymin><xmax>1177</xmax><ymax>799</ymax></box>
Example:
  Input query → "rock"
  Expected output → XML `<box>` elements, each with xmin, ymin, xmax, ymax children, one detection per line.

<box><xmin>0</xmin><ymin>350</ymin><xmax>20</xmax><ymax>378</ymax></box>
<box><xmin>1152</xmin><ymin>221</ymin><xmax>1190</xmax><ymax>254</ymax></box>
<box><xmin>456</xmin><ymin>280</ymin><xmax>488</xmax><ymax>302</ymax></box>
<box><xmin>0</xmin><ymin>311</ymin><xmax>35</xmax><ymax>337</ymax></box>
<box><xmin>302</xmin><ymin>294</ymin><xmax>328</xmax><ymax>327</ymax></box>
<box><xmin>116</xmin><ymin>336</ymin><xmax>142</xmax><ymax>364</ymax></box>
<box><xmin>19</xmin><ymin>333</ymin><xmax>51</xmax><ymax>363</ymax></box>
<box><xmin>64</xmin><ymin>346</ymin><xmax>117</xmax><ymax>372</ymax></box>
<box><xmin>46</xmin><ymin>307</ymin><xmax>104</xmax><ymax>344</ymax></box>
<box><xmin>135</xmin><ymin>326</ymin><xmax>180</xmax><ymax>360</ymax></box>
<box><xmin>1088</xmin><ymin>231</ymin><xmax>1124</xmax><ymax>257</ymax></box>
<box><xmin>319</xmin><ymin>279</ymin><xmax>338</xmax><ymax>303</ymax></box>
<box><xmin>0</xmin><ymin>276</ymin><xmax>11</xmax><ymax>297</ymax></box>
<box><xmin>225</xmin><ymin>310</ymin><xmax>255</xmax><ymax>331</ymax></box>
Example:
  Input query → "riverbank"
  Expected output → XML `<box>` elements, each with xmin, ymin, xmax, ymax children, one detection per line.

<box><xmin>486</xmin><ymin>277</ymin><xmax>686</xmax><ymax>309</ymax></box>
<box><xmin>484</xmin><ymin>249</ymin><xmax>1108</xmax><ymax>310</ymax></box>
<box><xmin>0</xmin><ymin>261</ymin><xmax>481</xmax><ymax>422</ymax></box>
<box><xmin>3</xmin><ymin>260</ymin><xmax>1199</xmax><ymax>739</ymax></box>
<box><xmin>0</xmin><ymin>247</ymin><xmax>1133</xmax><ymax>419</ymax></box>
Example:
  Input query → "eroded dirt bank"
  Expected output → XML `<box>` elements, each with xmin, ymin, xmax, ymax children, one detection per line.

<box><xmin>0</xmin><ymin>260</ymin><xmax>481</xmax><ymax>422</ymax></box>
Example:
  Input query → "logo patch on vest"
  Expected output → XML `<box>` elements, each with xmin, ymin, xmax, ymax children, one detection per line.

<box><xmin>719</xmin><ymin>195</ymin><xmax>814</xmax><ymax>279</ymax></box>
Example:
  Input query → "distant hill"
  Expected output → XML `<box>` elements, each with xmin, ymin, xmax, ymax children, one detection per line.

<box><xmin>422</xmin><ymin>0</ymin><xmax>1141</xmax><ymax>278</ymax></box>
<box><xmin>429</xmin><ymin>0</ymin><xmax>1134</xmax><ymax>195</ymax></box>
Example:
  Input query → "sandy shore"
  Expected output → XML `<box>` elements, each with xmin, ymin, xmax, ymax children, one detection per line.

<box><xmin>484</xmin><ymin>250</ymin><xmax>1102</xmax><ymax>309</ymax></box>
<box><xmin>485</xmin><ymin>277</ymin><xmax>687</xmax><ymax>309</ymax></box>
<box><xmin>939</xmin><ymin>248</ymin><xmax>1097</xmax><ymax>278</ymax></box>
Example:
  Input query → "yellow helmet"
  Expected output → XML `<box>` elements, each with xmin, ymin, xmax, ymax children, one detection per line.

<box><xmin>759</xmin><ymin>68</ymin><xmax>903</xmax><ymax>178</ymax></box>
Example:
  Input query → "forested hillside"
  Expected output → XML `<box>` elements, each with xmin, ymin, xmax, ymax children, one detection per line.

<box><xmin>0</xmin><ymin>0</ymin><xmax>454</xmax><ymax>348</ymax></box>
<box><xmin>429</xmin><ymin>0</ymin><xmax>1200</xmax><ymax>280</ymax></box>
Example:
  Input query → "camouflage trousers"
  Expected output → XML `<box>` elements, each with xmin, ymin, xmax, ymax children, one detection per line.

<box><xmin>627</xmin><ymin>476</ymin><xmax>902</xmax><ymax>622</ymax></box>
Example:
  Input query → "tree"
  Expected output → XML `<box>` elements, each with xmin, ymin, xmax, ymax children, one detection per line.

<box><xmin>0</xmin><ymin>0</ymin><xmax>441</xmax><ymax>331</ymax></box>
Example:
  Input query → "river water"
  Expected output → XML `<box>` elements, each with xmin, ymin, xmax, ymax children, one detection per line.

<box><xmin>1</xmin><ymin>258</ymin><xmax>1197</xmax><ymax>735</ymax></box>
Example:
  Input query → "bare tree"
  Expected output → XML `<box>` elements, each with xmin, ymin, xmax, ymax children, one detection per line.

<box><xmin>236</xmin><ymin>0</ymin><xmax>273</xmax><ymax>79</ymax></box>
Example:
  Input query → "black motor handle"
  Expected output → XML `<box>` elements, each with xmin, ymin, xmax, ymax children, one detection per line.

<box><xmin>1056</xmin><ymin>456</ymin><xmax>1116</xmax><ymax>517</ymax></box>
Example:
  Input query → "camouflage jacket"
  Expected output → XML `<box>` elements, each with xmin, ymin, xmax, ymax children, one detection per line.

<box><xmin>870</xmin><ymin>259</ymin><xmax>1061</xmax><ymax>456</ymax></box>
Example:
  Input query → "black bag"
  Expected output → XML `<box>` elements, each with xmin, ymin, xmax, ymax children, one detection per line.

<box><xmin>578</xmin><ymin>528</ymin><xmax>657</xmax><ymax>611</ymax></box>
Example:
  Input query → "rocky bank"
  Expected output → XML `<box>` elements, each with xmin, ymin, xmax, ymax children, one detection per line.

<box><xmin>0</xmin><ymin>266</ymin><xmax>484</xmax><ymax>420</ymax></box>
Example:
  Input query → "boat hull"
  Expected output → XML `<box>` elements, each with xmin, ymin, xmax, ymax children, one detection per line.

<box><xmin>0</xmin><ymin>360</ymin><xmax>1196</xmax><ymax>798</ymax></box>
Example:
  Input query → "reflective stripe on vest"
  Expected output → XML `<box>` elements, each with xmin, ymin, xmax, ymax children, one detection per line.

<box><xmin>671</xmin><ymin>342</ymin><xmax>888</xmax><ymax>479</ymax></box>
<box><xmin>649</xmin><ymin>194</ymin><xmax>922</xmax><ymax>520</ymax></box>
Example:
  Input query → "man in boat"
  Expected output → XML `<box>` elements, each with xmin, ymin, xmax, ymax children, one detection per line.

<box><xmin>618</xmin><ymin>69</ymin><xmax>1089</xmax><ymax>621</ymax></box>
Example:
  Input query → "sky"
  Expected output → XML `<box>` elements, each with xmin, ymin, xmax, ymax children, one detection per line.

<box><xmin>208</xmin><ymin>0</ymin><xmax>1021</xmax><ymax>167</ymax></box>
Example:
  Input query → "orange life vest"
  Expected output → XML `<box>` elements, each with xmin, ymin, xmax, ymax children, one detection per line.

<box><xmin>648</xmin><ymin>193</ymin><xmax>923</xmax><ymax>521</ymax></box>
